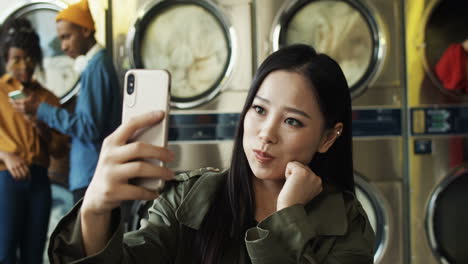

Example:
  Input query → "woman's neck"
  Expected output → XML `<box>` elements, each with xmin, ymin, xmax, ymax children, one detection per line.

<box><xmin>253</xmin><ymin>177</ymin><xmax>284</xmax><ymax>222</ymax></box>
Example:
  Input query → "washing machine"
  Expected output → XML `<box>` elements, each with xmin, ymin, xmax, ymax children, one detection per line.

<box><xmin>253</xmin><ymin>0</ymin><xmax>407</xmax><ymax>263</ymax></box>
<box><xmin>111</xmin><ymin>0</ymin><xmax>254</xmax><ymax>173</ymax></box>
<box><xmin>350</xmin><ymin>111</ymin><xmax>405</xmax><ymax>264</ymax></box>
<box><xmin>407</xmin><ymin>0</ymin><xmax>468</xmax><ymax>263</ymax></box>
<box><xmin>254</xmin><ymin>0</ymin><xmax>405</xmax><ymax>107</ymax></box>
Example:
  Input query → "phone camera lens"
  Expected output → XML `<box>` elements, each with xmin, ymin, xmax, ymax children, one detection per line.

<box><xmin>127</xmin><ymin>74</ymin><xmax>135</xmax><ymax>94</ymax></box>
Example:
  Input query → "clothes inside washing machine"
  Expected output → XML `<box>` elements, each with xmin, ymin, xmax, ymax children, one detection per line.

<box><xmin>422</xmin><ymin>0</ymin><xmax>468</xmax><ymax>99</ymax></box>
<box><xmin>140</xmin><ymin>5</ymin><xmax>228</xmax><ymax>99</ymax></box>
<box><xmin>276</xmin><ymin>0</ymin><xmax>380</xmax><ymax>95</ymax></box>
<box><xmin>128</xmin><ymin>1</ymin><xmax>235</xmax><ymax>108</ymax></box>
<box><xmin>426</xmin><ymin>171</ymin><xmax>468</xmax><ymax>263</ymax></box>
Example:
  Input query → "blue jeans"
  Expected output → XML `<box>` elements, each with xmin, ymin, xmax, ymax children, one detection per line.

<box><xmin>0</xmin><ymin>165</ymin><xmax>51</xmax><ymax>264</ymax></box>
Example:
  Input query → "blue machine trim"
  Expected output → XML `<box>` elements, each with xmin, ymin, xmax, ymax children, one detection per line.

<box><xmin>168</xmin><ymin>109</ymin><xmax>402</xmax><ymax>142</ymax></box>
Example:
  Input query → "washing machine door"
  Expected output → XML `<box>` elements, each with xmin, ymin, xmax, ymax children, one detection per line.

<box><xmin>127</xmin><ymin>0</ymin><xmax>236</xmax><ymax>109</ymax></box>
<box><xmin>426</xmin><ymin>168</ymin><xmax>468</xmax><ymax>264</ymax></box>
<box><xmin>354</xmin><ymin>174</ymin><xmax>389</xmax><ymax>263</ymax></box>
<box><xmin>418</xmin><ymin>0</ymin><xmax>468</xmax><ymax>101</ymax></box>
<box><xmin>420</xmin><ymin>0</ymin><xmax>468</xmax><ymax>101</ymax></box>
<box><xmin>272</xmin><ymin>0</ymin><xmax>383</xmax><ymax>98</ymax></box>
<box><xmin>0</xmin><ymin>1</ymin><xmax>80</xmax><ymax>104</ymax></box>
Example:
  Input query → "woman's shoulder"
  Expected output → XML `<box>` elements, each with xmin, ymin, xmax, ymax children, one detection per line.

<box><xmin>158</xmin><ymin>168</ymin><xmax>226</xmax><ymax>206</ymax></box>
<box><xmin>302</xmin><ymin>185</ymin><xmax>373</xmax><ymax>236</ymax></box>
<box><xmin>173</xmin><ymin>167</ymin><xmax>224</xmax><ymax>182</ymax></box>
<box><xmin>341</xmin><ymin>190</ymin><xmax>369</xmax><ymax>221</ymax></box>
<box><xmin>166</xmin><ymin>167</ymin><xmax>225</xmax><ymax>188</ymax></box>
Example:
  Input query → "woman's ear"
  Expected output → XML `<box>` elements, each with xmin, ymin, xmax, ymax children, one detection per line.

<box><xmin>318</xmin><ymin>122</ymin><xmax>344</xmax><ymax>153</ymax></box>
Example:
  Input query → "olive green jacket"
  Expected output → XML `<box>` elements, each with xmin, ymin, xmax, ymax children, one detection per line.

<box><xmin>48</xmin><ymin>168</ymin><xmax>375</xmax><ymax>264</ymax></box>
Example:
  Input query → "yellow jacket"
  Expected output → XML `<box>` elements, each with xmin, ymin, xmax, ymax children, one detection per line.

<box><xmin>0</xmin><ymin>74</ymin><xmax>68</xmax><ymax>170</ymax></box>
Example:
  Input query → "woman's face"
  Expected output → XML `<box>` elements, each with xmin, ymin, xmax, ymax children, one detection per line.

<box><xmin>243</xmin><ymin>70</ymin><xmax>327</xmax><ymax>181</ymax></box>
<box><xmin>6</xmin><ymin>47</ymin><xmax>36</xmax><ymax>84</ymax></box>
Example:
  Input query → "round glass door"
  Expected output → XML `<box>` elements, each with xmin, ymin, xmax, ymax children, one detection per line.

<box><xmin>426</xmin><ymin>170</ymin><xmax>468</xmax><ymax>263</ymax></box>
<box><xmin>1</xmin><ymin>2</ymin><xmax>80</xmax><ymax>104</ymax></box>
<box><xmin>421</xmin><ymin>0</ymin><xmax>468</xmax><ymax>100</ymax></box>
<box><xmin>128</xmin><ymin>0</ymin><xmax>235</xmax><ymax>109</ymax></box>
<box><xmin>354</xmin><ymin>174</ymin><xmax>388</xmax><ymax>263</ymax></box>
<box><xmin>274</xmin><ymin>0</ymin><xmax>381</xmax><ymax>97</ymax></box>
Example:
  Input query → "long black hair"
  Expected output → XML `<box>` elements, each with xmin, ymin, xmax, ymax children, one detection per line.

<box><xmin>193</xmin><ymin>44</ymin><xmax>354</xmax><ymax>263</ymax></box>
<box><xmin>1</xmin><ymin>18</ymin><xmax>43</xmax><ymax>69</ymax></box>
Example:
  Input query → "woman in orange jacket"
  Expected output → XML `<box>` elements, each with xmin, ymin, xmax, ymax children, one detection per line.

<box><xmin>0</xmin><ymin>18</ymin><xmax>67</xmax><ymax>264</ymax></box>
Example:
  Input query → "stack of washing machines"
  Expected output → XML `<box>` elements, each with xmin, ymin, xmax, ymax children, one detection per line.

<box><xmin>407</xmin><ymin>0</ymin><xmax>468</xmax><ymax>263</ymax></box>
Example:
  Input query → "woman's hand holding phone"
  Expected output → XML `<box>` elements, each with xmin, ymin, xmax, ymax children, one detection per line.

<box><xmin>276</xmin><ymin>161</ymin><xmax>323</xmax><ymax>211</ymax></box>
<box><xmin>80</xmin><ymin>111</ymin><xmax>175</xmax><ymax>256</ymax></box>
<box><xmin>82</xmin><ymin>111</ymin><xmax>175</xmax><ymax>216</ymax></box>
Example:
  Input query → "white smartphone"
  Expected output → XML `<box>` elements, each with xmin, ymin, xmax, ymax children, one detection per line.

<box><xmin>122</xmin><ymin>69</ymin><xmax>171</xmax><ymax>191</ymax></box>
<box><xmin>8</xmin><ymin>90</ymin><xmax>27</xmax><ymax>100</ymax></box>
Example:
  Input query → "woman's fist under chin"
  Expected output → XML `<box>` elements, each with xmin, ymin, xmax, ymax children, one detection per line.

<box><xmin>277</xmin><ymin>161</ymin><xmax>323</xmax><ymax>211</ymax></box>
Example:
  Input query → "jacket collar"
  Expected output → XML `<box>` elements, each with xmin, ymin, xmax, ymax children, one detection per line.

<box><xmin>74</xmin><ymin>43</ymin><xmax>103</xmax><ymax>73</ymax></box>
<box><xmin>1</xmin><ymin>74</ymin><xmax>16</xmax><ymax>85</ymax></box>
<box><xmin>1</xmin><ymin>73</ymin><xmax>39</xmax><ymax>90</ymax></box>
<box><xmin>176</xmin><ymin>171</ymin><xmax>348</xmax><ymax>236</ymax></box>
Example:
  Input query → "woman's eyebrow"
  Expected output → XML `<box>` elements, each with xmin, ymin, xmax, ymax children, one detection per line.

<box><xmin>255</xmin><ymin>95</ymin><xmax>311</xmax><ymax>119</ymax></box>
<box><xmin>255</xmin><ymin>95</ymin><xmax>270</xmax><ymax>104</ymax></box>
<box><xmin>284</xmin><ymin>106</ymin><xmax>311</xmax><ymax>119</ymax></box>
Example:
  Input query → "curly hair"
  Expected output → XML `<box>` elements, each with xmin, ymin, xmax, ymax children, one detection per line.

<box><xmin>1</xmin><ymin>18</ymin><xmax>43</xmax><ymax>66</ymax></box>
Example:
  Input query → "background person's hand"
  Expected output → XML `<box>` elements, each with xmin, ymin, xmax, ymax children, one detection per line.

<box><xmin>2</xmin><ymin>153</ymin><xmax>30</xmax><ymax>181</ymax></box>
<box><xmin>81</xmin><ymin>111</ymin><xmax>175</xmax><ymax>216</ymax></box>
<box><xmin>276</xmin><ymin>161</ymin><xmax>323</xmax><ymax>211</ymax></box>
<box><xmin>9</xmin><ymin>93</ymin><xmax>40</xmax><ymax>117</ymax></box>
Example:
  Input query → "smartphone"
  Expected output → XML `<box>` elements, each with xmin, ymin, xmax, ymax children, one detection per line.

<box><xmin>122</xmin><ymin>69</ymin><xmax>171</xmax><ymax>191</ymax></box>
<box><xmin>8</xmin><ymin>90</ymin><xmax>26</xmax><ymax>100</ymax></box>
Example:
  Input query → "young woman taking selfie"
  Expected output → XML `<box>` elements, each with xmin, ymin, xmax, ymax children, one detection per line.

<box><xmin>49</xmin><ymin>44</ymin><xmax>375</xmax><ymax>264</ymax></box>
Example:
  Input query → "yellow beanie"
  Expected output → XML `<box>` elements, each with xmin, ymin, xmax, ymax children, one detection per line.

<box><xmin>56</xmin><ymin>0</ymin><xmax>95</xmax><ymax>31</ymax></box>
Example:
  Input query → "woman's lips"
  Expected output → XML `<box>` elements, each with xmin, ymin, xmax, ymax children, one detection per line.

<box><xmin>253</xmin><ymin>150</ymin><xmax>274</xmax><ymax>163</ymax></box>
